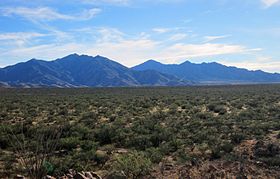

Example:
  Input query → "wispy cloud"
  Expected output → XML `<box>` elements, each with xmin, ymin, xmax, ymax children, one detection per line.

<box><xmin>204</xmin><ymin>35</ymin><xmax>231</xmax><ymax>42</ymax></box>
<box><xmin>261</xmin><ymin>0</ymin><xmax>280</xmax><ymax>8</ymax></box>
<box><xmin>0</xmin><ymin>32</ymin><xmax>46</xmax><ymax>46</ymax></box>
<box><xmin>81</xmin><ymin>0</ymin><xmax>130</xmax><ymax>5</ymax></box>
<box><xmin>152</xmin><ymin>27</ymin><xmax>186</xmax><ymax>34</ymax></box>
<box><xmin>0</xmin><ymin>7</ymin><xmax>101</xmax><ymax>21</ymax></box>
<box><xmin>0</xmin><ymin>32</ymin><xmax>45</xmax><ymax>41</ymax></box>
<box><xmin>81</xmin><ymin>0</ymin><xmax>183</xmax><ymax>6</ymax></box>
<box><xmin>0</xmin><ymin>43</ymin><xmax>85</xmax><ymax>65</ymax></box>
<box><xmin>80</xmin><ymin>8</ymin><xmax>102</xmax><ymax>20</ymax></box>
<box><xmin>0</xmin><ymin>28</ymin><xmax>262</xmax><ymax>68</ymax></box>
<box><xmin>168</xmin><ymin>33</ymin><xmax>188</xmax><ymax>41</ymax></box>
<box><xmin>152</xmin><ymin>28</ymin><xmax>172</xmax><ymax>34</ymax></box>
<box><xmin>159</xmin><ymin>43</ymin><xmax>261</xmax><ymax>63</ymax></box>
<box><xmin>97</xmin><ymin>28</ymin><xmax>125</xmax><ymax>43</ymax></box>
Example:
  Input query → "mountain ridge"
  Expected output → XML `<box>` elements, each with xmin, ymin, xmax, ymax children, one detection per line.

<box><xmin>1</xmin><ymin>55</ymin><xmax>280</xmax><ymax>87</ymax></box>
<box><xmin>0</xmin><ymin>54</ymin><xmax>190</xmax><ymax>87</ymax></box>
<box><xmin>132</xmin><ymin>59</ymin><xmax>280</xmax><ymax>84</ymax></box>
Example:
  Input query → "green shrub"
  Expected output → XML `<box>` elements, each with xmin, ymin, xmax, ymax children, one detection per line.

<box><xmin>221</xmin><ymin>142</ymin><xmax>234</xmax><ymax>153</ymax></box>
<box><xmin>211</xmin><ymin>147</ymin><xmax>221</xmax><ymax>159</ymax></box>
<box><xmin>95</xmin><ymin>125</ymin><xmax>115</xmax><ymax>145</ymax></box>
<box><xmin>81</xmin><ymin>140</ymin><xmax>97</xmax><ymax>151</ymax></box>
<box><xmin>59</xmin><ymin>137</ymin><xmax>80</xmax><ymax>150</ymax></box>
<box><xmin>145</xmin><ymin>147</ymin><xmax>163</xmax><ymax>163</ymax></box>
<box><xmin>112</xmin><ymin>151</ymin><xmax>152</xmax><ymax>178</ymax></box>
<box><xmin>176</xmin><ymin>149</ymin><xmax>191</xmax><ymax>164</ymax></box>
<box><xmin>43</xmin><ymin>161</ymin><xmax>54</xmax><ymax>175</ymax></box>
<box><xmin>127</xmin><ymin>135</ymin><xmax>153</xmax><ymax>150</ymax></box>
<box><xmin>207</xmin><ymin>104</ymin><xmax>227</xmax><ymax>114</ymax></box>
<box><xmin>231</xmin><ymin>133</ymin><xmax>245</xmax><ymax>144</ymax></box>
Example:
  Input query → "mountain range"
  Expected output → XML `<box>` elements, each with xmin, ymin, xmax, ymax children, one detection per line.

<box><xmin>133</xmin><ymin>60</ymin><xmax>280</xmax><ymax>84</ymax></box>
<box><xmin>0</xmin><ymin>54</ymin><xmax>188</xmax><ymax>87</ymax></box>
<box><xmin>0</xmin><ymin>54</ymin><xmax>279</xmax><ymax>87</ymax></box>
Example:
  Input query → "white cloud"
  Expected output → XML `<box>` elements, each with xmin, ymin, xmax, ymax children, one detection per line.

<box><xmin>204</xmin><ymin>35</ymin><xmax>231</xmax><ymax>42</ymax></box>
<box><xmin>76</xmin><ymin>29</ymin><xmax>260</xmax><ymax>66</ymax></box>
<box><xmin>152</xmin><ymin>28</ymin><xmax>172</xmax><ymax>34</ymax></box>
<box><xmin>80</xmin><ymin>0</ymin><xmax>183</xmax><ymax>6</ymax></box>
<box><xmin>81</xmin><ymin>0</ymin><xmax>130</xmax><ymax>5</ymax></box>
<box><xmin>0</xmin><ymin>7</ymin><xmax>101</xmax><ymax>21</ymax></box>
<box><xmin>152</xmin><ymin>27</ymin><xmax>186</xmax><ymax>34</ymax></box>
<box><xmin>0</xmin><ymin>28</ymin><xmax>263</xmax><ymax>69</ymax></box>
<box><xmin>261</xmin><ymin>0</ymin><xmax>280</xmax><ymax>7</ymax></box>
<box><xmin>80</xmin><ymin>8</ymin><xmax>102</xmax><ymax>20</ymax></box>
<box><xmin>158</xmin><ymin>43</ymin><xmax>261</xmax><ymax>64</ymax></box>
<box><xmin>1</xmin><ymin>7</ymin><xmax>72</xmax><ymax>21</ymax></box>
<box><xmin>86</xmin><ymin>39</ymin><xmax>160</xmax><ymax>65</ymax></box>
<box><xmin>97</xmin><ymin>28</ymin><xmax>125</xmax><ymax>42</ymax></box>
<box><xmin>168</xmin><ymin>33</ymin><xmax>188</xmax><ymax>41</ymax></box>
<box><xmin>0</xmin><ymin>32</ymin><xmax>45</xmax><ymax>41</ymax></box>
<box><xmin>0</xmin><ymin>32</ymin><xmax>46</xmax><ymax>46</ymax></box>
<box><xmin>221</xmin><ymin>57</ymin><xmax>280</xmax><ymax>73</ymax></box>
<box><xmin>0</xmin><ymin>43</ymin><xmax>85</xmax><ymax>66</ymax></box>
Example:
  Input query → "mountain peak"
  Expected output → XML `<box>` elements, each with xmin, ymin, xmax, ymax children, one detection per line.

<box><xmin>180</xmin><ymin>60</ymin><xmax>192</xmax><ymax>65</ymax></box>
<box><xmin>64</xmin><ymin>54</ymin><xmax>106</xmax><ymax>59</ymax></box>
<box><xmin>66</xmin><ymin>53</ymin><xmax>80</xmax><ymax>58</ymax></box>
<box><xmin>56</xmin><ymin>54</ymin><xmax>81</xmax><ymax>61</ymax></box>
<box><xmin>207</xmin><ymin>61</ymin><xmax>222</xmax><ymax>65</ymax></box>
<box><xmin>94</xmin><ymin>55</ymin><xmax>104</xmax><ymax>58</ymax></box>
<box><xmin>93</xmin><ymin>55</ymin><xmax>112</xmax><ymax>61</ymax></box>
<box><xmin>132</xmin><ymin>59</ymin><xmax>164</xmax><ymax>71</ymax></box>
<box><xmin>145</xmin><ymin>59</ymin><xmax>162</xmax><ymax>64</ymax></box>
<box><xmin>26</xmin><ymin>58</ymin><xmax>45</xmax><ymax>64</ymax></box>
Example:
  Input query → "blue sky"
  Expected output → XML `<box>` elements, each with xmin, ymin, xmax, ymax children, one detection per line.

<box><xmin>0</xmin><ymin>0</ymin><xmax>280</xmax><ymax>72</ymax></box>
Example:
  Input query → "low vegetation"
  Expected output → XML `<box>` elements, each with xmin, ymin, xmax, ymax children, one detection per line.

<box><xmin>0</xmin><ymin>85</ymin><xmax>280</xmax><ymax>178</ymax></box>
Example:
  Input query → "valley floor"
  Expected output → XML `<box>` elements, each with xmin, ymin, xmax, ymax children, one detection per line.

<box><xmin>0</xmin><ymin>85</ymin><xmax>280</xmax><ymax>178</ymax></box>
